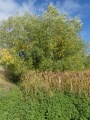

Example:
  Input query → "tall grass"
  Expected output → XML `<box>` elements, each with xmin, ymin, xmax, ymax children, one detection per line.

<box><xmin>20</xmin><ymin>70</ymin><xmax>90</xmax><ymax>97</ymax></box>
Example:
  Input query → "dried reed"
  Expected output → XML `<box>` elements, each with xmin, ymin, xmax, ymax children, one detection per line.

<box><xmin>20</xmin><ymin>70</ymin><xmax>90</xmax><ymax>96</ymax></box>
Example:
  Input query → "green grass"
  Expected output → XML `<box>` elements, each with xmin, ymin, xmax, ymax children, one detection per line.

<box><xmin>0</xmin><ymin>87</ymin><xmax>90</xmax><ymax>120</ymax></box>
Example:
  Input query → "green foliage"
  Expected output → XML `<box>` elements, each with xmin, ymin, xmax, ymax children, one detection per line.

<box><xmin>0</xmin><ymin>89</ymin><xmax>90</xmax><ymax>120</ymax></box>
<box><xmin>85</xmin><ymin>54</ymin><xmax>90</xmax><ymax>69</ymax></box>
<box><xmin>0</xmin><ymin>3</ymin><xmax>86</xmax><ymax>78</ymax></box>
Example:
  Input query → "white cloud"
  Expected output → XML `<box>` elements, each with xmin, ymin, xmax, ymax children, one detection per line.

<box><xmin>0</xmin><ymin>0</ymin><xmax>19</xmax><ymax>20</ymax></box>
<box><xmin>56</xmin><ymin>0</ymin><xmax>81</xmax><ymax>15</ymax></box>
<box><xmin>55</xmin><ymin>0</ymin><xmax>90</xmax><ymax>18</ymax></box>
<box><xmin>0</xmin><ymin>0</ymin><xmax>90</xmax><ymax>21</ymax></box>
<box><xmin>0</xmin><ymin>0</ymin><xmax>37</xmax><ymax>20</ymax></box>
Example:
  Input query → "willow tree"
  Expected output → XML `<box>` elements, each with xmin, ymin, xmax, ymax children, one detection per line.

<box><xmin>0</xmin><ymin>3</ymin><xmax>86</xmax><ymax>76</ymax></box>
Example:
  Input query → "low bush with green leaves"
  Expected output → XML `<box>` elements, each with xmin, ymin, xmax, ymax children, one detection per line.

<box><xmin>0</xmin><ymin>88</ymin><xmax>90</xmax><ymax>120</ymax></box>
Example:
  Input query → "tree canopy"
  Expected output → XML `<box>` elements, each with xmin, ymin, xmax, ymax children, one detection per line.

<box><xmin>0</xmin><ymin>4</ymin><xmax>87</xmax><ymax>76</ymax></box>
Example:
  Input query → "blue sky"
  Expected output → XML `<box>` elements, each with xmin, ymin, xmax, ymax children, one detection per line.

<box><xmin>0</xmin><ymin>0</ymin><xmax>90</xmax><ymax>43</ymax></box>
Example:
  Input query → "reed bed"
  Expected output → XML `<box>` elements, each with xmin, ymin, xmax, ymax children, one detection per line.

<box><xmin>21</xmin><ymin>70</ymin><xmax>90</xmax><ymax>96</ymax></box>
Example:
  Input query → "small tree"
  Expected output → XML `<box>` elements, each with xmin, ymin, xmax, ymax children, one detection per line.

<box><xmin>0</xmin><ymin>4</ymin><xmax>86</xmax><ymax>78</ymax></box>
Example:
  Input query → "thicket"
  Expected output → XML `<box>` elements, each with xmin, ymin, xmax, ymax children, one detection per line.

<box><xmin>0</xmin><ymin>4</ymin><xmax>88</xmax><ymax>81</ymax></box>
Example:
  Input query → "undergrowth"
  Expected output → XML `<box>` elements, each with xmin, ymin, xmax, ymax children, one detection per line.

<box><xmin>0</xmin><ymin>70</ymin><xmax>90</xmax><ymax>120</ymax></box>
<box><xmin>0</xmin><ymin>88</ymin><xmax>90</xmax><ymax>120</ymax></box>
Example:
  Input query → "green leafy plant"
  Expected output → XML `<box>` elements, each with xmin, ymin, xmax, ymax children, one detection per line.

<box><xmin>0</xmin><ymin>88</ymin><xmax>90</xmax><ymax>120</ymax></box>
